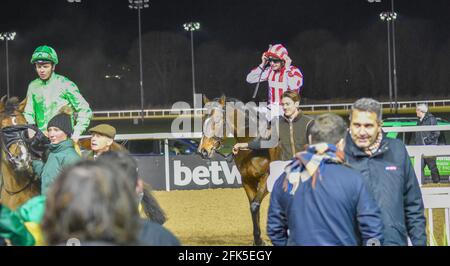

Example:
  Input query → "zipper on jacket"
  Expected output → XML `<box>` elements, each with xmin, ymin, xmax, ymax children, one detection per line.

<box><xmin>289</xmin><ymin>120</ymin><xmax>296</xmax><ymax>157</ymax></box>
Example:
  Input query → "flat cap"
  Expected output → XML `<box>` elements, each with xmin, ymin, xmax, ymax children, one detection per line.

<box><xmin>88</xmin><ymin>124</ymin><xmax>116</xmax><ymax>139</ymax></box>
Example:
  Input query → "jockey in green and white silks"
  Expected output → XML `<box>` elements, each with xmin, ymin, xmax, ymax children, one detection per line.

<box><xmin>24</xmin><ymin>45</ymin><xmax>92</xmax><ymax>141</ymax></box>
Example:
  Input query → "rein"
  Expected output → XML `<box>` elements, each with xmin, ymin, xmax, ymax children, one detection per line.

<box><xmin>1</xmin><ymin>174</ymin><xmax>35</xmax><ymax>196</ymax></box>
<box><xmin>1</xmin><ymin>125</ymin><xmax>36</xmax><ymax>163</ymax></box>
<box><xmin>0</xmin><ymin>124</ymin><xmax>43</xmax><ymax>196</ymax></box>
<box><xmin>202</xmin><ymin>103</ymin><xmax>249</xmax><ymax>163</ymax></box>
<box><xmin>216</xmin><ymin>149</ymin><xmax>234</xmax><ymax>163</ymax></box>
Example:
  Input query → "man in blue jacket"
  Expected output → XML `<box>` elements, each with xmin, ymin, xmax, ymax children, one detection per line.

<box><xmin>345</xmin><ymin>98</ymin><xmax>427</xmax><ymax>246</ymax></box>
<box><xmin>268</xmin><ymin>113</ymin><xmax>384</xmax><ymax>246</ymax></box>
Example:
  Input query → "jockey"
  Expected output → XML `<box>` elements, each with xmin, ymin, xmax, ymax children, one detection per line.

<box><xmin>246</xmin><ymin>44</ymin><xmax>304</xmax><ymax>121</ymax></box>
<box><xmin>24</xmin><ymin>45</ymin><xmax>92</xmax><ymax>143</ymax></box>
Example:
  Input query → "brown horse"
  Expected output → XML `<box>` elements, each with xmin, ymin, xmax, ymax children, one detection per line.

<box><xmin>0</xmin><ymin>96</ymin><xmax>40</xmax><ymax>210</ymax></box>
<box><xmin>198</xmin><ymin>96</ymin><xmax>279</xmax><ymax>246</ymax></box>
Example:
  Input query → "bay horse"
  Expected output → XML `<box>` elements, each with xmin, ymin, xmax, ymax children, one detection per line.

<box><xmin>0</xmin><ymin>96</ymin><xmax>41</xmax><ymax>210</ymax></box>
<box><xmin>198</xmin><ymin>96</ymin><xmax>279</xmax><ymax>246</ymax></box>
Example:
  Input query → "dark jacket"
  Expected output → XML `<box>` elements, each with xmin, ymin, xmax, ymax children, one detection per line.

<box><xmin>344</xmin><ymin>133</ymin><xmax>427</xmax><ymax>246</ymax></box>
<box><xmin>249</xmin><ymin>112</ymin><xmax>313</xmax><ymax>160</ymax></box>
<box><xmin>415</xmin><ymin>112</ymin><xmax>440</xmax><ymax>145</ymax></box>
<box><xmin>267</xmin><ymin>162</ymin><xmax>384</xmax><ymax>246</ymax></box>
<box><xmin>137</xmin><ymin>220</ymin><xmax>181</xmax><ymax>246</ymax></box>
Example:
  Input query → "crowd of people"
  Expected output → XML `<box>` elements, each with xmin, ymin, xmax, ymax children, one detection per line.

<box><xmin>0</xmin><ymin>45</ymin><xmax>179</xmax><ymax>246</ymax></box>
<box><xmin>0</xmin><ymin>44</ymin><xmax>442</xmax><ymax>246</ymax></box>
<box><xmin>1</xmin><ymin>121</ymin><xmax>180</xmax><ymax>246</ymax></box>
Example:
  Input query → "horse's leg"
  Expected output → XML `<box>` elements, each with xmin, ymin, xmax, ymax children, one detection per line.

<box><xmin>250</xmin><ymin>173</ymin><xmax>270</xmax><ymax>246</ymax></box>
<box><xmin>243</xmin><ymin>177</ymin><xmax>268</xmax><ymax>246</ymax></box>
<box><xmin>252</xmin><ymin>173</ymin><xmax>269</xmax><ymax>209</ymax></box>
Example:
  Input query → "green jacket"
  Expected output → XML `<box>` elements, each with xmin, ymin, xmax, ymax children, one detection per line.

<box><xmin>0</xmin><ymin>204</ymin><xmax>35</xmax><ymax>246</ymax></box>
<box><xmin>16</xmin><ymin>196</ymin><xmax>46</xmax><ymax>224</ymax></box>
<box><xmin>15</xmin><ymin>195</ymin><xmax>47</xmax><ymax>246</ymax></box>
<box><xmin>24</xmin><ymin>73</ymin><xmax>93</xmax><ymax>139</ymax></box>
<box><xmin>32</xmin><ymin>139</ymin><xmax>81</xmax><ymax>195</ymax></box>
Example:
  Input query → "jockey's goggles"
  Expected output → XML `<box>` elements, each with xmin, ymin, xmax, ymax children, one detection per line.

<box><xmin>268</xmin><ymin>57</ymin><xmax>283</xmax><ymax>63</ymax></box>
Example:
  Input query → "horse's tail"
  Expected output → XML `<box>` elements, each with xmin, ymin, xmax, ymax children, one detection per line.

<box><xmin>141</xmin><ymin>183</ymin><xmax>167</xmax><ymax>225</ymax></box>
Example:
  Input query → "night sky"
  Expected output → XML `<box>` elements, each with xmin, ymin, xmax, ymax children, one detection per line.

<box><xmin>0</xmin><ymin>0</ymin><xmax>449</xmax><ymax>109</ymax></box>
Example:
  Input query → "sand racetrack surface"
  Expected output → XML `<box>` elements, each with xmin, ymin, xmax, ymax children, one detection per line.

<box><xmin>153</xmin><ymin>188</ymin><xmax>271</xmax><ymax>246</ymax></box>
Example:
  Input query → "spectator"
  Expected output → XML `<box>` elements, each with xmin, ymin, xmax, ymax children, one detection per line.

<box><xmin>415</xmin><ymin>103</ymin><xmax>441</xmax><ymax>183</ymax></box>
<box><xmin>97</xmin><ymin>151</ymin><xmax>167</xmax><ymax>224</ymax></box>
<box><xmin>97</xmin><ymin>151</ymin><xmax>180</xmax><ymax>246</ymax></box>
<box><xmin>267</xmin><ymin>113</ymin><xmax>384</xmax><ymax>246</ymax></box>
<box><xmin>15</xmin><ymin>195</ymin><xmax>46</xmax><ymax>246</ymax></box>
<box><xmin>344</xmin><ymin>98</ymin><xmax>427</xmax><ymax>246</ymax></box>
<box><xmin>82</xmin><ymin>124</ymin><xmax>126</xmax><ymax>160</ymax></box>
<box><xmin>41</xmin><ymin>160</ymin><xmax>140</xmax><ymax>245</ymax></box>
<box><xmin>0</xmin><ymin>204</ymin><xmax>35</xmax><ymax>246</ymax></box>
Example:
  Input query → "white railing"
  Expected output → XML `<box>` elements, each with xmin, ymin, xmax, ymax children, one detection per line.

<box><xmin>114</xmin><ymin>132</ymin><xmax>202</xmax><ymax>141</ymax></box>
<box><xmin>384</xmin><ymin>125</ymin><xmax>450</xmax><ymax>133</ymax></box>
<box><xmin>421</xmin><ymin>187</ymin><xmax>450</xmax><ymax>245</ymax></box>
<box><xmin>92</xmin><ymin>108</ymin><xmax>206</xmax><ymax>120</ymax></box>
<box><xmin>90</xmin><ymin>99</ymin><xmax>450</xmax><ymax>119</ymax></box>
<box><xmin>300</xmin><ymin>99</ymin><xmax>450</xmax><ymax>112</ymax></box>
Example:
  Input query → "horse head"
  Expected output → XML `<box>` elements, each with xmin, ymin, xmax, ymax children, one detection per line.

<box><xmin>198</xmin><ymin>95</ymin><xmax>227</xmax><ymax>159</ymax></box>
<box><xmin>0</xmin><ymin>96</ymin><xmax>34</xmax><ymax>175</ymax></box>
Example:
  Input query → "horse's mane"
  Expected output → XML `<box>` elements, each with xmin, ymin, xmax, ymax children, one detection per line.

<box><xmin>211</xmin><ymin>97</ymin><xmax>252</xmax><ymax>113</ymax></box>
<box><xmin>210</xmin><ymin>96</ymin><xmax>258</xmax><ymax>132</ymax></box>
<box><xmin>3</xmin><ymin>97</ymin><xmax>20</xmax><ymax>116</ymax></box>
<box><xmin>212</xmin><ymin>97</ymin><xmax>243</xmax><ymax>104</ymax></box>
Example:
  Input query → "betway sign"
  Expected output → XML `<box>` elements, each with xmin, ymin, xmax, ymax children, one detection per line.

<box><xmin>134</xmin><ymin>154</ymin><xmax>242</xmax><ymax>191</ymax></box>
<box><xmin>173</xmin><ymin>160</ymin><xmax>241</xmax><ymax>188</ymax></box>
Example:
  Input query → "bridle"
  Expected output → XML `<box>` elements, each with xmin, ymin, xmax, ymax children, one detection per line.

<box><xmin>0</xmin><ymin>124</ymin><xmax>42</xmax><ymax>164</ymax></box>
<box><xmin>210</xmin><ymin>135</ymin><xmax>233</xmax><ymax>161</ymax></box>
<box><xmin>200</xmin><ymin>106</ymin><xmax>234</xmax><ymax>162</ymax></box>
<box><xmin>0</xmin><ymin>124</ymin><xmax>44</xmax><ymax>195</ymax></box>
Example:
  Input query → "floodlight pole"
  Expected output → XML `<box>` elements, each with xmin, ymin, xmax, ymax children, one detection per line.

<box><xmin>5</xmin><ymin>39</ymin><xmax>10</xmax><ymax>98</ymax></box>
<box><xmin>138</xmin><ymin>5</ymin><xmax>145</xmax><ymax>122</ymax></box>
<box><xmin>183</xmin><ymin>22</ymin><xmax>200</xmax><ymax>109</ymax></box>
<box><xmin>0</xmin><ymin>32</ymin><xmax>16</xmax><ymax>98</ymax></box>
<box><xmin>391</xmin><ymin>0</ymin><xmax>398</xmax><ymax>114</ymax></box>
<box><xmin>129</xmin><ymin>0</ymin><xmax>149</xmax><ymax>123</ymax></box>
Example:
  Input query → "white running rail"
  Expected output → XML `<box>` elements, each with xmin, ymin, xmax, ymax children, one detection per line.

<box><xmin>421</xmin><ymin>187</ymin><xmax>450</xmax><ymax>245</ymax></box>
<box><xmin>91</xmin><ymin>99</ymin><xmax>450</xmax><ymax>119</ymax></box>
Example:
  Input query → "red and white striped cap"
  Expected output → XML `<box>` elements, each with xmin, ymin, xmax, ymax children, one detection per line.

<box><xmin>264</xmin><ymin>44</ymin><xmax>288</xmax><ymax>60</ymax></box>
